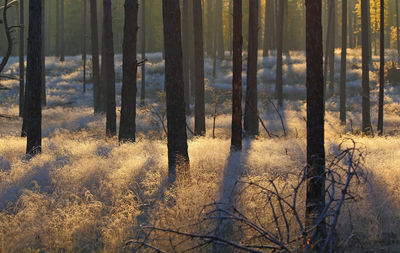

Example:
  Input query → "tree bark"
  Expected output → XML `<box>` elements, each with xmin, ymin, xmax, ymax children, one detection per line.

<box><xmin>361</xmin><ymin>0</ymin><xmax>372</xmax><ymax>134</ymax></box>
<box><xmin>162</xmin><ymin>0</ymin><xmax>190</xmax><ymax>183</ymax></box>
<box><xmin>231</xmin><ymin>0</ymin><xmax>242</xmax><ymax>150</ymax></box>
<box><xmin>41</xmin><ymin>0</ymin><xmax>46</xmax><ymax>106</ymax></box>
<box><xmin>305</xmin><ymin>0</ymin><xmax>326</xmax><ymax>250</ymax></box>
<box><xmin>340</xmin><ymin>0</ymin><xmax>347</xmax><ymax>125</ymax></box>
<box><xmin>19</xmin><ymin>0</ymin><xmax>24</xmax><ymax>117</ymax></box>
<box><xmin>26</xmin><ymin>0</ymin><xmax>43</xmax><ymax>155</ymax></box>
<box><xmin>119</xmin><ymin>0</ymin><xmax>138</xmax><ymax>142</ymax></box>
<box><xmin>90</xmin><ymin>0</ymin><xmax>101</xmax><ymax>113</ymax></box>
<box><xmin>377</xmin><ymin>0</ymin><xmax>385</xmax><ymax>135</ymax></box>
<box><xmin>60</xmin><ymin>0</ymin><xmax>65</xmax><ymax>61</ymax></box>
<box><xmin>103</xmin><ymin>0</ymin><xmax>116</xmax><ymax>137</ymax></box>
<box><xmin>140</xmin><ymin>0</ymin><xmax>146</xmax><ymax>106</ymax></box>
<box><xmin>193</xmin><ymin>0</ymin><xmax>205</xmax><ymax>136</ymax></box>
<box><xmin>263</xmin><ymin>0</ymin><xmax>271</xmax><ymax>57</ymax></box>
<box><xmin>244</xmin><ymin>0</ymin><xmax>259</xmax><ymax>137</ymax></box>
<box><xmin>276</xmin><ymin>0</ymin><xmax>284</xmax><ymax>107</ymax></box>
<box><xmin>182</xmin><ymin>0</ymin><xmax>191</xmax><ymax>114</ymax></box>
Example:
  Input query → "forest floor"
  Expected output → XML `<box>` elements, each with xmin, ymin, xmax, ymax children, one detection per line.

<box><xmin>1</xmin><ymin>50</ymin><xmax>400</xmax><ymax>252</ymax></box>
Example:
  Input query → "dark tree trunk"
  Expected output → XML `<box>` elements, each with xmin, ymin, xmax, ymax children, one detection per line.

<box><xmin>216</xmin><ymin>0</ymin><xmax>224</xmax><ymax>60</ymax></box>
<box><xmin>19</xmin><ymin>0</ymin><xmax>24</xmax><ymax>117</ymax></box>
<box><xmin>305</xmin><ymin>0</ymin><xmax>326</xmax><ymax>250</ymax></box>
<box><xmin>361</xmin><ymin>0</ymin><xmax>372</xmax><ymax>134</ymax></box>
<box><xmin>119</xmin><ymin>0</ymin><xmax>138</xmax><ymax>142</ymax></box>
<box><xmin>324</xmin><ymin>0</ymin><xmax>335</xmax><ymax>98</ymax></box>
<box><xmin>41</xmin><ymin>0</ymin><xmax>46</xmax><ymax>106</ymax></box>
<box><xmin>276</xmin><ymin>0</ymin><xmax>284</xmax><ymax>107</ymax></box>
<box><xmin>348</xmin><ymin>0</ymin><xmax>353</xmax><ymax>48</ymax></box>
<box><xmin>140</xmin><ymin>0</ymin><xmax>146</xmax><ymax>106</ymax></box>
<box><xmin>102</xmin><ymin>0</ymin><xmax>116</xmax><ymax>137</ymax></box>
<box><xmin>60</xmin><ymin>0</ymin><xmax>65</xmax><ymax>61</ymax></box>
<box><xmin>55</xmin><ymin>0</ymin><xmax>60</xmax><ymax>56</ymax></box>
<box><xmin>340</xmin><ymin>0</ymin><xmax>347</xmax><ymax>125</ymax></box>
<box><xmin>212</xmin><ymin>0</ymin><xmax>217</xmax><ymax>78</ymax></box>
<box><xmin>162</xmin><ymin>0</ymin><xmax>190</xmax><ymax>183</ymax></box>
<box><xmin>377</xmin><ymin>0</ymin><xmax>385</xmax><ymax>135</ymax></box>
<box><xmin>182</xmin><ymin>0</ymin><xmax>191</xmax><ymax>114</ymax></box>
<box><xmin>228</xmin><ymin>0</ymin><xmax>232</xmax><ymax>56</ymax></box>
<box><xmin>82</xmin><ymin>0</ymin><xmax>88</xmax><ymax>93</ymax></box>
<box><xmin>188</xmin><ymin>0</ymin><xmax>195</xmax><ymax>98</ymax></box>
<box><xmin>193</xmin><ymin>0</ymin><xmax>205</xmax><ymax>136</ymax></box>
<box><xmin>26</xmin><ymin>0</ymin><xmax>43</xmax><ymax>155</ymax></box>
<box><xmin>263</xmin><ymin>0</ymin><xmax>271</xmax><ymax>57</ymax></box>
<box><xmin>90</xmin><ymin>0</ymin><xmax>101</xmax><ymax>113</ymax></box>
<box><xmin>244</xmin><ymin>0</ymin><xmax>259</xmax><ymax>137</ymax></box>
<box><xmin>46</xmin><ymin>0</ymin><xmax>50</xmax><ymax>55</ymax></box>
<box><xmin>205</xmin><ymin>0</ymin><xmax>213</xmax><ymax>56</ymax></box>
<box><xmin>231</xmin><ymin>0</ymin><xmax>242</xmax><ymax>150</ymax></box>
<box><xmin>396</xmin><ymin>0</ymin><xmax>400</xmax><ymax>63</ymax></box>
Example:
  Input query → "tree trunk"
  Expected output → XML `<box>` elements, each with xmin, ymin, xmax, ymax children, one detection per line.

<box><xmin>361</xmin><ymin>0</ymin><xmax>372</xmax><ymax>134</ymax></box>
<box><xmin>396</xmin><ymin>0</ymin><xmax>400</xmax><ymax>63</ymax></box>
<box><xmin>140</xmin><ymin>0</ymin><xmax>146</xmax><ymax>106</ymax></box>
<box><xmin>41</xmin><ymin>0</ymin><xmax>46</xmax><ymax>106</ymax></box>
<box><xmin>348</xmin><ymin>0</ymin><xmax>353</xmax><ymax>49</ymax></box>
<box><xmin>340</xmin><ymin>0</ymin><xmax>347</xmax><ymax>125</ymax></box>
<box><xmin>377</xmin><ymin>0</ymin><xmax>385</xmax><ymax>135</ymax></box>
<box><xmin>182</xmin><ymin>0</ymin><xmax>191</xmax><ymax>114</ymax></box>
<box><xmin>205</xmin><ymin>0</ymin><xmax>213</xmax><ymax>56</ymax></box>
<box><xmin>119</xmin><ymin>0</ymin><xmax>138</xmax><ymax>142</ymax></box>
<box><xmin>244</xmin><ymin>0</ymin><xmax>259</xmax><ymax>137</ymax></box>
<box><xmin>90</xmin><ymin>0</ymin><xmax>101</xmax><ymax>113</ymax></box>
<box><xmin>82</xmin><ymin>0</ymin><xmax>88</xmax><ymax>93</ymax></box>
<box><xmin>193</xmin><ymin>0</ymin><xmax>205</xmax><ymax>136</ymax></box>
<box><xmin>231</xmin><ymin>0</ymin><xmax>242</xmax><ymax>150</ymax></box>
<box><xmin>26</xmin><ymin>0</ymin><xmax>43</xmax><ymax>155</ymax></box>
<box><xmin>263</xmin><ymin>0</ymin><xmax>270</xmax><ymax>57</ymax></box>
<box><xmin>276</xmin><ymin>0</ymin><xmax>284</xmax><ymax>107</ymax></box>
<box><xmin>19</xmin><ymin>0</ymin><xmax>24</xmax><ymax>117</ymax></box>
<box><xmin>56</xmin><ymin>0</ymin><xmax>60</xmax><ymax>56</ymax></box>
<box><xmin>216</xmin><ymin>0</ymin><xmax>224</xmax><ymax>60</ymax></box>
<box><xmin>305</xmin><ymin>0</ymin><xmax>326</xmax><ymax>250</ymax></box>
<box><xmin>60</xmin><ymin>0</ymin><xmax>65</xmax><ymax>61</ymax></box>
<box><xmin>162</xmin><ymin>0</ymin><xmax>190</xmax><ymax>183</ymax></box>
<box><xmin>212</xmin><ymin>0</ymin><xmax>217</xmax><ymax>78</ymax></box>
<box><xmin>103</xmin><ymin>0</ymin><xmax>116</xmax><ymax>137</ymax></box>
<box><xmin>228</xmin><ymin>0</ymin><xmax>232</xmax><ymax>56</ymax></box>
<box><xmin>324</xmin><ymin>0</ymin><xmax>335</xmax><ymax>97</ymax></box>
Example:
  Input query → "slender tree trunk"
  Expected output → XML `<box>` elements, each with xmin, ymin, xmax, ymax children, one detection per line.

<box><xmin>229</xmin><ymin>0</ymin><xmax>232</xmax><ymax>56</ymax></box>
<box><xmin>41</xmin><ymin>0</ymin><xmax>46</xmax><ymax>106</ymax></box>
<box><xmin>103</xmin><ymin>0</ymin><xmax>116</xmax><ymax>136</ymax></box>
<box><xmin>244</xmin><ymin>0</ymin><xmax>259</xmax><ymax>137</ymax></box>
<box><xmin>276</xmin><ymin>0</ymin><xmax>284</xmax><ymax>107</ymax></box>
<box><xmin>193</xmin><ymin>0</ymin><xmax>205</xmax><ymax>136</ymax></box>
<box><xmin>56</xmin><ymin>0</ymin><xmax>60</xmax><ymax>56</ymax></box>
<box><xmin>188</xmin><ymin>0</ymin><xmax>195</xmax><ymax>99</ymax></box>
<box><xmin>19</xmin><ymin>0</ymin><xmax>24</xmax><ymax>117</ymax></box>
<box><xmin>361</xmin><ymin>0</ymin><xmax>372</xmax><ymax>133</ymax></box>
<box><xmin>60</xmin><ymin>0</ymin><xmax>65</xmax><ymax>61</ymax></box>
<box><xmin>216</xmin><ymin>0</ymin><xmax>224</xmax><ymax>60</ymax></box>
<box><xmin>83</xmin><ymin>0</ymin><xmax>87</xmax><ymax>93</ymax></box>
<box><xmin>147</xmin><ymin>0</ymin><xmax>153</xmax><ymax>52</ymax></box>
<box><xmin>140</xmin><ymin>0</ymin><xmax>146</xmax><ymax>106</ymax></box>
<box><xmin>212</xmin><ymin>0</ymin><xmax>217</xmax><ymax>78</ymax></box>
<box><xmin>119</xmin><ymin>0</ymin><xmax>138</xmax><ymax>142</ymax></box>
<box><xmin>348</xmin><ymin>0</ymin><xmax>353</xmax><ymax>48</ymax></box>
<box><xmin>162</xmin><ymin>0</ymin><xmax>190</xmax><ymax>183</ymax></box>
<box><xmin>26</xmin><ymin>0</ymin><xmax>43</xmax><ymax>155</ymax></box>
<box><xmin>377</xmin><ymin>0</ymin><xmax>385</xmax><ymax>135</ymax></box>
<box><xmin>231</xmin><ymin>0</ymin><xmax>242</xmax><ymax>150</ymax></box>
<box><xmin>340</xmin><ymin>0</ymin><xmax>347</xmax><ymax>125</ymax></box>
<box><xmin>263</xmin><ymin>0</ymin><xmax>270</xmax><ymax>57</ymax></box>
<box><xmin>182</xmin><ymin>0</ymin><xmax>191</xmax><ymax>114</ymax></box>
<box><xmin>206</xmin><ymin>0</ymin><xmax>213</xmax><ymax>56</ymax></box>
<box><xmin>328</xmin><ymin>0</ymin><xmax>335</xmax><ymax>96</ymax></box>
<box><xmin>396</xmin><ymin>0</ymin><xmax>400</xmax><ymax>63</ymax></box>
<box><xmin>90</xmin><ymin>0</ymin><xmax>100</xmax><ymax>113</ymax></box>
<box><xmin>305</xmin><ymin>0</ymin><xmax>326</xmax><ymax>250</ymax></box>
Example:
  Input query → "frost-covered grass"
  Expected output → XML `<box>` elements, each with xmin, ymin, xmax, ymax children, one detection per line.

<box><xmin>1</xmin><ymin>50</ymin><xmax>400</xmax><ymax>251</ymax></box>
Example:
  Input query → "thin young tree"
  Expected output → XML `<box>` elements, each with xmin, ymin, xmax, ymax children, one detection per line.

<box><xmin>90</xmin><ymin>0</ymin><xmax>101</xmax><ymax>113</ymax></box>
<box><xmin>340</xmin><ymin>0</ymin><xmax>347</xmax><ymax>125</ymax></box>
<box><xmin>377</xmin><ymin>0</ymin><xmax>384</xmax><ymax>135</ymax></box>
<box><xmin>55</xmin><ymin>0</ymin><xmax>60</xmax><ymax>56</ymax></box>
<box><xmin>140</xmin><ymin>0</ymin><xmax>146</xmax><ymax>106</ymax></box>
<box><xmin>305</xmin><ymin>0</ymin><xmax>326</xmax><ymax>250</ymax></box>
<box><xmin>25</xmin><ymin>0</ymin><xmax>43</xmax><ymax>155</ymax></box>
<box><xmin>276</xmin><ymin>0</ymin><xmax>284</xmax><ymax>107</ymax></box>
<box><xmin>231</xmin><ymin>0</ymin><xmax>242</xmax><ymax>150</ymax></box>
<box><xmin>244</xmin><ymin>0</ymin><xmax>259</xmax><ymax>137</ymax></box>
<box><xmin>103</xmin><ymin>0</ymin><xmax>116</xmax><ymax>137</ymax></box>
<box><xmin>193</xmin><ymin>0</ymin><xmax>205</xmax><ymax>136</ymax></box>
<box><xmin>162</xmin><ymin>0</ymin><xmax>190</xmax><ymax>182</ymax></box>
<box><xmin>60</xmin><ymin>0</ymin><xmax>65</xmax><ymax>62</ymax></box>
<box><xmin>119</xmin><ymin>0</ymin><xmax>138</xmax><ymax>142</ymax></box>
<box><xmin>18</xmin><ymin>0</ymin><xmax>24</xmax><ymax>117</ymax></box>
<box><xmin>361</xmin><ymin>0</ymin><xmax>372</xmax><ymax>134</ymax></box>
